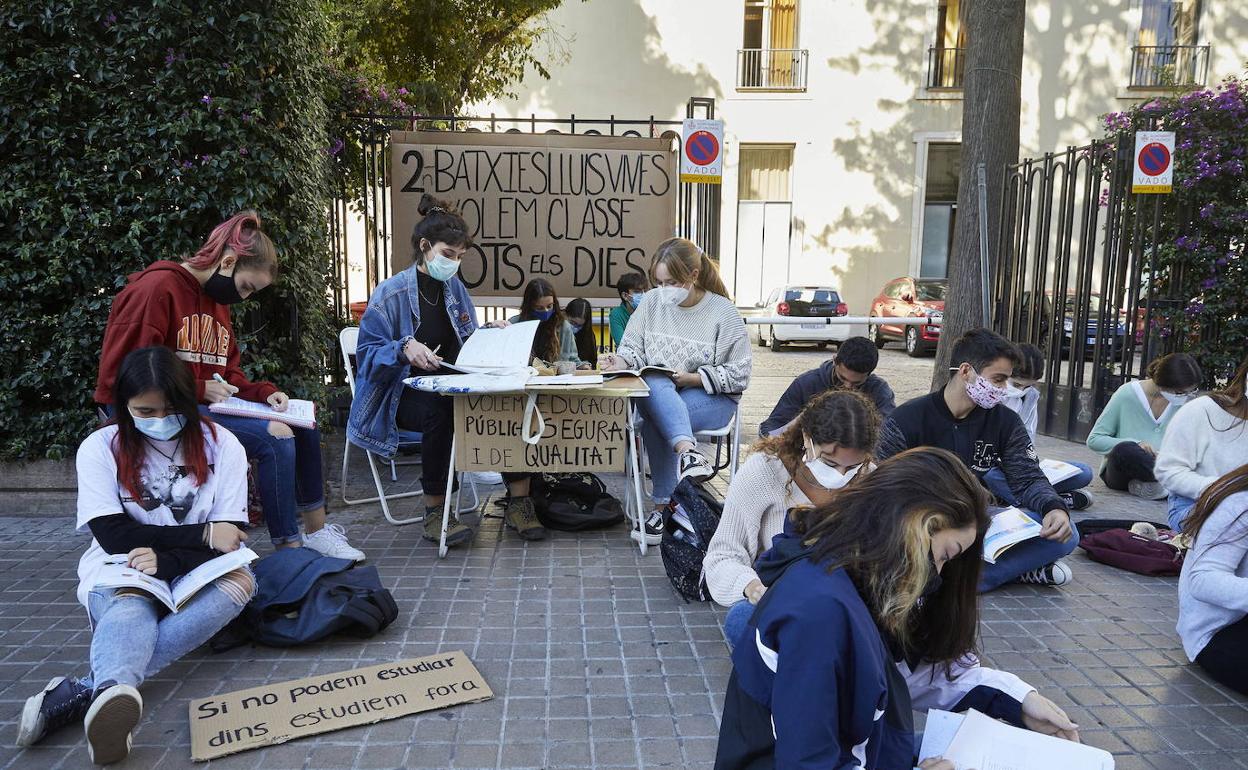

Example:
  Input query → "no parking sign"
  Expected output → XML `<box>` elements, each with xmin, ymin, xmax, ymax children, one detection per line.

<box><xmin>1132</xmin><ymin>131</ymin><xmax>1175</xmax><ymax>194</ymax></box>
<box><xmin>680</xmin><ymin>118</ymin><xmax>723</xmax><ymax>184</ymax></box>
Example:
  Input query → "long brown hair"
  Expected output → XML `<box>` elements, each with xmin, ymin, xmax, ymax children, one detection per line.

<box><xmin>1146</xmin><ymin>352</ymin><xmax>1203</xmax><ymax>390</ymax></box>
<box><xmin>650</xmin><ymin>237</ymin><xmax>731</xmax><ymax>300</ymax></box>
<box><xmin>1183</xmin><ymin>464</ymin><xmax>1248</xmax><ymax>542</ymax></box>
<box><xmin>519</xmin><ymin>278</ymin><xmax>564</xmax><ymax>363</ymax></box>
<box><xmin>791</xmin><ymin>447</ymin><xmax>990</xmax><ymax>665</ymax></box>
<box><xmin>754</xmin><ymin>390</ymin><xmax>880</xmax><ymax>491</ymax></box>
<box><xmin>1208</xmin><ymin>353</ymin><xmax>1248</xmax><ymax>419</ymax></box>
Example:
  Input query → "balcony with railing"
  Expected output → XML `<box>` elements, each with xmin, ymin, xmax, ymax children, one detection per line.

<box><xmin>1130</xmin><ymin>45</ymin><xmax>1210</xmax><ymax>88</ymax></box>
<box><xmin>926</xmin><ymin>46</ymin><xmax>965</xmax><ymax>90</ymax></box>
<box><xmin>736</xmin><ymin>48</ymin><xmax>809</xmax><ymax>91</ymax></box>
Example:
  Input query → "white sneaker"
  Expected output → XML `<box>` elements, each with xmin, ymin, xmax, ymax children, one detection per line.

<box><xmin>1016</xmin><ymin>560</ymin><xmax>1073</xmax><ymax>587</ymax></box>
<box><xmin>678</xmin><ymin>450</ymin><xmax>713</xmax><ymax>482</ymax></box>
<box><xmin>304</xmin><ymin>524</ymin><xmax>366</xmax><ymax>563</ymax></box>
<box><xmin>470</xmin><ymin>471</ymin><xmax>504</xmax><ymax>486</ymax></box>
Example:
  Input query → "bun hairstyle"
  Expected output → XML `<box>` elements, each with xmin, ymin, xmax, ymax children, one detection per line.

<box><xmin>1147</xmin><ymin>352</ymin><xmax>1202</xmax><ymax>391</ymax></box>
<box><xmin>186</xmin><ymin>210</ymin><xmax>278</xmax><ymax>278</ymax></box>
<box><xmin>650</xmin><ymin>237</ymin><xmax>731</xmax><ymax>300</ymax></box>
<box><xmin>413</xmin><ymin>193</ymin><xmax>472</xmax><ymax>256</ymax></box>
<box><xmin>754</xmin><ymin>390</ymin><xmax>880</xmax><ymax>488</ymax></box>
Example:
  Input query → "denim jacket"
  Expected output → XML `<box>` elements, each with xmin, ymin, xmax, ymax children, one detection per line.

<box><xmin>347</xmin><ymin>267</ymin><xmax>478</xmax><ymax>458</ymax></box>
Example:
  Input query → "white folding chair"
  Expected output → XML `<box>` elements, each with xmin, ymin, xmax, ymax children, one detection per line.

<box><xmin>636</xmin><ymin>399</ymin><xmax>742</xmax><ymax>498</ymax></box>
<box><xmin>338</xmin><ymin>327</ymin><xmax>478</xmax><ymax>525</ymax></box>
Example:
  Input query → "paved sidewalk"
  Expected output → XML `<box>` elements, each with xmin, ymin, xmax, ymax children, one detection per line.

<box><xmin>1</xmin><ymin>347</ymin><xmax>1245</xmax><ymax>769</ymax></box>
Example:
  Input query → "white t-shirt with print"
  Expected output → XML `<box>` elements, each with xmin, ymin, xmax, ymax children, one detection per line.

<box><xmin>74</xmin><ymin>423</ymin><xmax>248</xmax><ymax>607</ymax></box>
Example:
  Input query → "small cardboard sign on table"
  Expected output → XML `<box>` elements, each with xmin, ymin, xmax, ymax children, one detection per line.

<box><xmin>189</xmin><ymin>650</ymin><xmax>492</xmax><ymax>761</ymax></box>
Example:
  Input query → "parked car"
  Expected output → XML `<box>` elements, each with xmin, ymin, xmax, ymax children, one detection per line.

<box><xmin>757</xmin><ymin>285</ymin><xmax>849</xmax><ymax>352</ymax></box>
<box><xmin>1015</xmin><ymin>290</ymin><xmax>1129</xmax><ymax>359</ymax></box>
<box><xmin>868</xmin><ymin>277</ymin><xmax>945</xmax><ymax>357</ymax></box>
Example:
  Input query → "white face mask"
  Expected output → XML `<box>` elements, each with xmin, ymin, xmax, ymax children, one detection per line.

<box><xmin>656</xmin><ymin>285</ymin><xmax>690</xmax><ymax>306</ymax></box>
<box><xmin>1005</xmin><ymin>382</ymin><xmax>1029</xmax><ymax>398</ymax></box>
<box><xmin>1161</xmin><ymin>390</ymin><xmax>1192</xmax><ymax>407</ymax></box>
<box><xmin>803</xmin><ymin>438</ymin><xmax>862</xmax><ymax>490</ymax></box>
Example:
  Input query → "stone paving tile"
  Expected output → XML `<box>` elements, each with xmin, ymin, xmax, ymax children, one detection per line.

<box><xmin>3</xmin><ymin>348</ymin><xmax>1248</xmax><ymax>768</ymax></box>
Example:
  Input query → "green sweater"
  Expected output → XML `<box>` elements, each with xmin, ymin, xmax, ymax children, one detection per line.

<box><xmin>1086</xmin><ymin>380</ymin><xmax>1179</xmax><ymax>458</ymax></box>
<box><xmin>609</xmin><ymin>302</ymin><xmax>633</xmax><ymax>346</ymax></box>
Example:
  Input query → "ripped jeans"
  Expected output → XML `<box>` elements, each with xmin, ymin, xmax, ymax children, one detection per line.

<box><xmin>83</xmin><ymin>570</ymin><xmax>252</xmax><ymax>690</ymax></box>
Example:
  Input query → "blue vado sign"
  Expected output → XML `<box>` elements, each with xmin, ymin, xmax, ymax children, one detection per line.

<box><xmin>1132</xmin><ymin>131</ymin><xmax>1175</xmax><ymax>194</ymax></box>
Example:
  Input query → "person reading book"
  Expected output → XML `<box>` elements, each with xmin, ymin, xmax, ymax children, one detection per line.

<box><xmin>1086</xmin><ymin>352</ymin><xmax>1201</xmax><ymax>500</ymax></box>
<box><xmin>758</xmin><ymin>335</ymin><xmax>895</xmax><ymax>437</ymax></box>
<box><xmin>704</xmin><ymin>390</ymin><xmax>879</xmax><ymax>649</ymax></box>
<box><xmin>509</xmin><ymin>279</ymin><xmax>588</xmax><ymax>368</ymax></box>
<box><xmin>877</xmin><ymin>328</ymin><xmax>1078</xmax><ymax>590</ymax></box>
<box><xmin>563</xmin><ymin>298</ymin><xmax>599</xmax><ymax>367</ymax></box>
<box><xmin>714</xmin><ymin>447</ymin><xmax>1080</xmax><ymax>770</ymax></box>
<box><xmin>349</xmin><ymin>194</ymin><xmax>546</xmax><ymax>544</ymax></box>
<box><xmin>92</xmin><ymin>210</ymin><xmax>363</xmax><ymax>562</ymax></box>
<box><xmin>17</xmin><ymin>347</ymin><xmax>254</xmax><ymax>765</ymax></box>
<box><xmin>990</xmin><ymin>342</ymin><xmax>1095</xmax><ymax>510</ymax></box>
<box><xmin>599</xmin><ymin>237</ymin><xmax>752</xmax><ymax>545</ymax></box>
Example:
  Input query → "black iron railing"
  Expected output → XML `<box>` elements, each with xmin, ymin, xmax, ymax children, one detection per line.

<box><xmin>926</xmin><ymin>46</ymin><xmax>965</xmax><ymax>90</ymax></box>
<box><xmin>1130</xmin><ymin>45</ymin><xmax>1210</xmax><ymax>88</ymax></box>
<box><xmin>736</xmin><ymin>49</ymin><xmax>809</xmax><ymax>91</ymax></box>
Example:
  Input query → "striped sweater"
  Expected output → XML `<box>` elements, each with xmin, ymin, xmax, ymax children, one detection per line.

<box><xmin>615</xmin><ymin>290</ymin><xmax>751</xmax><ymax>395</ymax></box>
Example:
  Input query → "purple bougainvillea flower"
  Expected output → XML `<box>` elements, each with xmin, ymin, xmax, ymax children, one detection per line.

<box><xmin>201</xmin><ymin>94</ymin><xmax>212</xmax><ymax>106</ymax></box>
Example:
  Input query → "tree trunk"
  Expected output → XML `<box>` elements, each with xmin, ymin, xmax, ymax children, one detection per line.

<box><xmin>930</xmin><ymin>0</ymin><xmax>1026</xmax><ymax>388</ymax></box>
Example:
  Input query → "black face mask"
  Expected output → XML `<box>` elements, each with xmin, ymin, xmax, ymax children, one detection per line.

<box><xmin>203</xmin><ymin>265</ymin><xmax>245</xmax><ymax>305</ymax></box>
<box><xmin>921</xmin><ymin>552</ymin><xmax>944</xmax><ymax>598</ymax></box>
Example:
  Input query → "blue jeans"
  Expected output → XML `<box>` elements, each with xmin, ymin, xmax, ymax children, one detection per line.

<box><xmin>84</xmin><ymin>578</ymin><xmax>249</xmax><ymax>689</ymax></box>
<box><xmin>723</xmin><ymin>600</ymin><xmax>753</xmax><ymax>651</ymax></box>
<box><xmin>201</xmin><ymin>408</ymin><xmax>325</xmax><ymax>545</ymax></box>
<box><xmin>983</xmin><ymin>461</ymin><xmax>1094</xmax><ymax>505</ymax></box>
<box><xmin>636</xmin><ymin>373</ymin><xmax>737</xmax><ymax>503</ymax></box>
<box><xmin>1167</xmin><ymin>494</ymin><xmax>1197</xmax><ymax>532</ymax></box>
<box><xmin>979</xmin><ymin>506</ymin><xmax>1081</xmax><ymax>592</ymax></box>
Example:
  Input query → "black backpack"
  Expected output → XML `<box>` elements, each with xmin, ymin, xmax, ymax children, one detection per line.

<box><xmin>216</xmin><ymin>548</ymin><xmax>398</xmax><ymax>649</ymax></box>
<box><xmin>530</xmin><ymin>472</ymin><xmax>626</xmax><ymax>531</ymax></box>
<box><xmin>660</xmin><ymin>479</ymin><xmax>724</xmax><ymax>602</ymax></box>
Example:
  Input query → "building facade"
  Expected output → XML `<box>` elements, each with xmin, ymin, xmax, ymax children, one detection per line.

<box><xmin>471</xmin><ymin>0</ymin><xmax>1248</xmax><ymax>311</ymax></box>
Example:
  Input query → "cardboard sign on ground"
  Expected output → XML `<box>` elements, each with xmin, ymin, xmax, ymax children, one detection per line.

<box><xmin>454</xmin><ymin>393</ymin><xmax>627</xmax><ymax>472</ymax></box>
<box><xmin>389</xmin><ymin>130</ymin><xmax>678</xmax><ymax>298</ymax></box>
<box><xmin>189</xmin><ymin>650</ymin><xmax>492</xmax><ymax>761</ymax></box>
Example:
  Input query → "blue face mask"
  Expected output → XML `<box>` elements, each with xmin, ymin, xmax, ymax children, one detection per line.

<box><xmin>130</xmin><ymin>411</ymin><xmax>187</xmax><ymax>441</ymax></box>
<box><xmin>570</xmin><ymin>323</ymin><xmax>583</xmax><ymax>334</ymax></box>
<box><xmin>426</xmin><ymin>252</ymin><xmax>460</xmax><ymax>282</ymax></box>
<box><xmin>532</xmin><ymin>308</ymin><xmax>555</xmax><ymax>322</ymax></box>
<box><xmin>628</xmin><ymin>292</ymin><xmax>644</xmax><ymax>309</ymax></box>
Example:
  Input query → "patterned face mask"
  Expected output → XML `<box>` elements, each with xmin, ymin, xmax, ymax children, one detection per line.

<box><xmin>964</xmin><ymin>367</ymin><xmax>1008</xmax><ymax>409</ymax></box>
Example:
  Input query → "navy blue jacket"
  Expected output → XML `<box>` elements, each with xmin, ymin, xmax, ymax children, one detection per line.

<box><xmin>759</xmin><ymin>360</ymin><xmax>895</xmax><ymax>437</ymax></box>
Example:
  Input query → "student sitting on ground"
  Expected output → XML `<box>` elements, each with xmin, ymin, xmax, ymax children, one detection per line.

<box><xmin>758</xmin><ymin>335</ymin><xmax>895</xmax><ymax>437</ymax></box>
<box><xmin>349</xmin><ymin>194</ymin><xmax>546</xmax><ymax>544</ymax></box>
<box><xmin>600</xmin><ymin>238</ymin><xmax>751</xmax><ymax>546</ymax></box>
<box><xmin>715</xmin><ymin>447</ymin><xmax>1080</xmax><ymax>770</ymax></box>
<box><xmin>564</xmin><ymin>298</ymin><xmax>599</xmax><ymax>368</ymax></box>
<box><xmin>510</xmin><ymin>278</ymin><xmax>587</xmax><ymax>368</ymax></box>
<box><xmin>93</xmin><ymin>211</ymin><xmax>363</xmax><ymax>562</ymax></box>
<box><xmin>1156</xmin><ymin>353</ymin><xmax>1248</xmax><ymax>531</ymax></box>
<box><xmin>992</xmin><ymin>342</ymin><xmax>1095</xmax><ymax>510</ymax></box>
<box><xmin>1178</xmin><ymin>462</ymin><xmax>1248</xmax><ymax>696</ymax></box>
<box><xmin>705</xmin><ymin>390</ymin><xmax>879</xmax><ymax>649</ymax></box>
<box><xmin>878</xmin><ymin>328</ymin><xmax>1078</xmax><ymax>590</ymax></box>
<box><xmin>609</xmin><ymin>271</ymin><xmax>648</xmax><ymax>346</ymax></box>
<box><xmin>1086</xmin><ymin>352</ymin><xmax>1202</xmax><ymax>500</ymax></box>
<box><xmin>17</xmin><ymin>347</ymin><xmax>252</xmax><ymax>765</ymax></box>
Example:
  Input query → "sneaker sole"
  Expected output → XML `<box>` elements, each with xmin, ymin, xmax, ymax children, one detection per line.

<box><xmin>85</xmin><ymin>686</ymin><xmax>142</xmax><ymax>766</ymax></box>
<box><xmin>679</xmin><ymin>465</ymin><xmax>713</xmax><ymax>482</ymax></box>
<box><xmin>630</xmin><ymin>530</ymin><xmax>663</xmax><ymax>546</ymax></box>
<box><xmin>15</xmin><ymin>676</ymin><xmax>63</xmax><ymax>747</ymax></box>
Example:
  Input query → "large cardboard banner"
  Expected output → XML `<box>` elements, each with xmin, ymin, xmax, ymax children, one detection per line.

<box><xmin>454</xmin><ymin>393</ymin><xmax>628</xmax><ymax>472</ymax></box>
<box><xmin>390</xmin><ymin>131</ymin><xmax>678</xmax><ymax>298</ymax></box>
<box><xmin>189</xmin><ymin>651</ymin><xmax>492</xmax><ymax>761</ymax></box>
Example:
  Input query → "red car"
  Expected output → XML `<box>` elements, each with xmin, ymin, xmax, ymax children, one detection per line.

<box><xmin>868</xmin><ymin>277</ymin><xmax>946</xmax><ymax>357</ymax></box>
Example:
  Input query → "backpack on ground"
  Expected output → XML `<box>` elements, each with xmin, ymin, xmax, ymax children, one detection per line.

<box><xmin>530</xmin><ymin>472</ymin><xmax>626</xmax><ymax>531</ymax></box>
<box><xmin>660</xmin><ymin>478</ymin><xmax>725</xmax><ymax>602</ymax></box>
<box><xmin>217</xmin><ymin>547</ymin><xmax>398</xmax><ymax>649</ymax></box>
<box><xmin>1078</xmin><ymin>527</ymin><xmax>1185</xmax><ymax>577</ymax></box>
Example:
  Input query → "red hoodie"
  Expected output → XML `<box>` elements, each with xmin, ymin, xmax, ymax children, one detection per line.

<box><xmin>94</xmin><ymin>260</ymin><xmax>278</xmax><ymax>406</ymax></box>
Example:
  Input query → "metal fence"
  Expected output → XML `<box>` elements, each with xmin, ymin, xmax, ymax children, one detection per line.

<box><xmin>1130</xmin><ymin>45</ymin><xmax>1210</xmax><ymax>89</ymax></box>
<box><xmin>993</xmin><ymin>135</ymin><xmax>1199</xmax><ymax>441</ymax></box>
<box><xmin>926</xmin><ymin>46</ymin><xmax>966</xmax><ymax>90</ymax></box>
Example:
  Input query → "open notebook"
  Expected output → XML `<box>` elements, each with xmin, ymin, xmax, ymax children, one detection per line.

<box><xmin>441</xmin><ymin>321</ymin><xmax>540</xmax><ymax>374</ymax></box>
<box><xmin>93</xmin><ymin>546</ymin><xmax>258</xmax><ymax>613</ymax></box>
<box><xmin>920</xmin><ymin>709</ymin><xmax>1114</xmax><ymax>769</ymax></box>
<box><xmin>208</xmin><ymin>397</ymin><xmax>316</xmax><ymax>429</ymax></box>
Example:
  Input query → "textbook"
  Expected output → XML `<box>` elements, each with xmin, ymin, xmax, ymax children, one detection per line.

<box><xmin>208</xmin><ymin>397</ymin><xmax>317</xmax><ymax>429</ymax></box>
<box><xmin>93</xmin><ymin>546</ymin><xmax>258</xmax><ymax>613</ymax></box>
<box><xmin>919</xmin><ymin>709</ymin><xmax>1114</xmax><ymax>769</ymax></box>
<box><xmin>1039</xmin><ymin>458</ymin><xmax>1081</xmax><ymax>485</ymax></box>
<box><xmin>441</xmin><ymin>321</ymin><xmax>539</xmax><ymax>374</ymax></box>
<box><xmin>602</xmin><ymin>365</ymin><xmax>679</xmax><ymax>379</ymax></box>
<box><xmin>982</xmin><ymin>507</ymin><xmax>1043</xmax><ymax>564</ymax></box>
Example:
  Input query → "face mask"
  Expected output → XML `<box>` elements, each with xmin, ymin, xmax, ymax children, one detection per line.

<box><xmin>532</xmin><ymin>309</ymin><xmax>555</xmax><ymax>322</ymax></box>
<box><xmin>656</xmin><ymin>285</ymin><xmax>690</xmax><ymax>306</ymax></box>
<box><xmin>628</xmin><ymin>292</ymin><xmax>644</xmax><ymax>309</ymax></box>
<box><xmin>1005</xmin><ymin>382</ymin><xmax>1029</xmax><ymax>399</ymax></box>
<box><xmin>569</xmin><ymin>323</ymin><xmax>583</xmax><ymax>334</ymax></box>
<box><xmin>803</xmin><ymin>438</ymin><xmax>862</xmax><ymax>490</ymax></box>
<box><xmin>921</xmin><ymin>551</ymin><xmax>944</xmax><ymax>598</ymax></box>
<box><xmin>1161</xmin><ymin>390</ymin><xmax>1192</xmax><ymax>406</ymax></box>
<box><xmin>965</xmin><ymin>368</ymin><xmax>1008</xmax><ymax>409</ymax></box>
<box><xmin>425</xmin><ymin>252</ymin><xmax>460</xmax><ymax>282</ymax></box>
<box><xmin>130</xmin><ymin>411</ymin><xmax>187</xmax><ymax>441</ymax></box>
<box><xmin>203</xmin><ymin>265</ymin><xmax>245</xmax><ymax>305</ymax></box>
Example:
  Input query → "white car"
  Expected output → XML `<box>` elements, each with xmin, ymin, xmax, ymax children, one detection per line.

<box><xmin>757</xmin><ymin>286</ymin><xmax>850</xmax><ymax>351</ymax></box>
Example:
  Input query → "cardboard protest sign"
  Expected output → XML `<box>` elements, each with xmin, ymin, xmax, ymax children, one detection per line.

<box><xmin>454</xmin><ymin>393</ymin><xmax>627</xmax><ymax>472</ymax></box>
<box><xmin>189</xmin><ymin>650</ymin><xmax>492</xmax><ymax>761</ymax></box>
<box><xmin>389</xmin><ymin>131</ymin><xmax>678</xmax><ymax>298</ymax></box>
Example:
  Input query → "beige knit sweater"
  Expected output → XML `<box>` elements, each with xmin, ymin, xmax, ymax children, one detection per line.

<box><xmin>704</xmin><ymin>452</ymin><xmax>810</xmax><ymax>607</ymax></box>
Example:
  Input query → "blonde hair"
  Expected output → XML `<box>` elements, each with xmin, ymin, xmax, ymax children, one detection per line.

<box><xmin>650</xmin><ymin>237</ymin><xmax>730</xmax><ymax>300</ymax></box>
